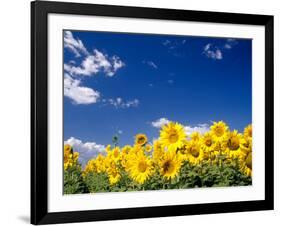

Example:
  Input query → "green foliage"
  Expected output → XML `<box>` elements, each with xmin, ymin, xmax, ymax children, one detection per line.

<box><xmin>64</xmin><ymin>160</ymin><xmax>251</xmax><ymax>194</ymax></box>
<box><xmin>83</xmin><ymin>172</ymin><xmax>109</xmax><ymax>193</ymax></box>
<box><xmin>64</xmin><ymin>166</ymin><xmax>88</xmax><ymax>194</ymax></box>
<box><xmin>177</xmin><ymin>161</ymin><xmax>252</xmax><ymax>189</ymax></box>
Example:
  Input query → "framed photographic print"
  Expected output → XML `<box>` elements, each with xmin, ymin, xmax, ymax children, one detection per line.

<box><xmin>31</xmin><ymin>0</ymin><xmax>274</xmax><ymax>224</ymax></box>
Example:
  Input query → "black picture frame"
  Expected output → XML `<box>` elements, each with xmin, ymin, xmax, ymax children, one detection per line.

<box><xmin>31</xmin><ymin>0</ymin><xmax>274</xmax><ymax>224</ymax></box>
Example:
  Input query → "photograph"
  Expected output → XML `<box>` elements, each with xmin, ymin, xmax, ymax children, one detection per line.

<box><xmin>30</xmin><ymin>1</ymin><xmax>274</xmax><ymax>223</ymax></box>
<box><xmin>63</xmin><ymin>30</ymin><xmax>253</xmax><ymax>194</ymax></box>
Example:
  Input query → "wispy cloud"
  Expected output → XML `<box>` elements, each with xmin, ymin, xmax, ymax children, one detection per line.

<box><xmin>163</xmin><ymin>39</ymin><xmax>187</xmax><ymax>49</ymax></box>
<box><xmin>143</xmin><ymin>60</ymin><xmax>158</xmax><ymax>69</ymax></box>
<box><xmin>203</xmin><ymin>38</ymin><xmax>238</xmax><ymax>60</ymax></box>
<box><xmin>163</xmin><ymin>40</ymin><xmax>171</xmax><ymax>46</ymax></box>
<box><xmin>203</xmin><ymin>43</ymin><xmax>223</xmax><ymax>60</ymax></box>
<box><xmin>184</xmin><ymin>123</ymin><xmax>209</xmax><ymax>135</ymax></box>
<box><xmin>103</xmin><ymin>97</ymin><xmax>139</xmax><ymax>108</ymax></box>
<box><xmin>64</xmin><ymin>31</ymin><xmax>89</xmax><ymax>57</ymax></box>
<box><xmin>64</xmin><ymin>137</ymin><xmax>105</xmax><ymax>166</ymax></box>
<box><xmin>151</xmin><ymin>118</ymin><xmax>209</xmax><ymax>135</ymax></box>
<box><xmin>64</xmin><ymin>31</ymin><xmax>124</xmax><ymax>77</ymax></box>
<box><xmin>64</xmin><ymin>74</ymin><xmax>100</xmax><ymax>104</ymax></box>
<box><xmin>162</xmin><ymin>39</ymin><xmax>187</xmax><ymax>57</ymax></box>
<box><xmin>224</xmin><ymin>38</ymin><xmax>238</xmax><ymax>49</ymax></box>
<box><xmin>63</xmin><ymin>31</ymin><xmax>127</xmax><ymax>106</ymax></box>
<box><xmin>151</xmin><ymin>117</ymin><xmax>170</xmax><ymax>128</ymax></box>
<box><xmin>64</xmin><ymin>49</ymin><xmax>124</xmax><ymax>77</ymax></box>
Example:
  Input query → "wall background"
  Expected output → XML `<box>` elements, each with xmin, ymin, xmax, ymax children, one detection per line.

<box><xmin>0</xmin><ymin>0</ymin><xmax>279</xmax><ymax>225</ymax></box>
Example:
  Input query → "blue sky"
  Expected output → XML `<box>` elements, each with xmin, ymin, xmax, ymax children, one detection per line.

<box><xmin>63</xmin><ymin>30</ymin><xmax>252</xmax><ymax>163</ymax></box>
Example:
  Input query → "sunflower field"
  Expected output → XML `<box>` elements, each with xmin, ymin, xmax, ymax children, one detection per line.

<box><xmin>64</xmin><ymin>121</ymin><xmax>252</xmax><ymax>194</ymax></box>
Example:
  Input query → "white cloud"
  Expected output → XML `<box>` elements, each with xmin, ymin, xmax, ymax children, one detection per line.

<box><xmin>163</xmin><ymin>40</ymin><xmax>171</xmax><ymax>46</ymax></box>
<box><xmin>224</xmin><ymin>38</ymin><xmax>238</xmax><ymax>49</ymax></box>
<box><xmin>64</xmin><ymin>31</ymin><xmax>89</xmax><ymax>57</ymax></box>
<box><xmin>152</xmin><ymin>118</ymin><xmax>209</xmax><ymax>135</ymax></box>
<box><xmin>203</xmin><ymin>39</ymin><xmax>238</xmax><ymax>60</ymax></box>
<box><xmin>143</xmin><ymin>60</ymin><xmax>158</xmax><ymax>69</ymax></box>
<box><xmin>162</xmin><ymin>39</ymin><xmax>186</xmax><ymax>49</ymax></box>
<box><xmin>105</xmin><ymin>97</ymin><xmax>139</xmax><ymax>108</ymax></box>
<box><xmin>64</xmin><ymin>31</ymin><xmax>124</xmax><ymax>77</ymax></box>
<box><xmin>111</xmin><ymin>56</ymin><xmax>125</xmax><ymax>75</ymax></box>
<box><xmin>224</xmin><ymin>43</ymin><xmax>232</xmax><ymax>49</ymax></box>
<box><xmin>64</xmin><ymin>74</ymin><xmax>100</xmax><ymax>104</ymax></box>
<box><xmin>64</xmin><ymin>137</ymin><xmax>105</xmax><ymax>166</ymax></box>
<box><xmin>184</xmin><ymin>123</ymin><xmax>209</xmax><ymax>135</ymax></box>
<box><xmin>204</xmin><ymin>43</ymin><xmax>211</xmax><ymax>52</ymax></box>
<box><xmin>162</xmin><ymin>39</ymin><xmax>187</xmax><ymax>57</ymax></box>
<box><xmin>64</xmin><ymin>49</ymin><xmax>124</xmax><ymax>77</ymax></box>
<box><xmin>203</xmin><ymin>43</ymin><xmax>223</xmax><ymax>60</ymax></box>
<box><xmin>63</xmin><ymin>32</ymin><xmax>126</xmax><ymax>106</ymax></box>
<box><xmin>151</xmin><ymin>117</ymin><xmax>170</xmax><ymax>128</ymax></box>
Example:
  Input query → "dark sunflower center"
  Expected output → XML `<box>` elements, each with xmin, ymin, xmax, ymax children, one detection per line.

<box><xmin>215</xmin><ymin>127</ymin><xmax>224</xmax><ymax>137</ymax></box>
<box><xmin>247</xmin><ymin>129</ymin><xmax>252</xmax><ymax>137</ymax></box>
<box><xmin>163</xmin><ymin>160</ymin><xmax>175</xmax><ymax>174</ymax></box>
<box><xmin>114</xmin><ymin>150</ymin><xmax>119</xmax><ymax>158</ymax></box>
<box><xmin>138</xmin><ymin>137</ymin><xmax>145</xmax><ymax>144</ymax></box>
<box><xmin>190</xmin><ymin>146</ymin><xmax>200</xmax><ymax>157</ymax></box>
<box><xmin>205</xmin><ymin>138</ymin><xmax>212</xmax><ymax>147</ymax></box>
<box><xmin>138</xmin><ymin>161</ymin><xmax>148</xmax><ymax>173</ymax></box>
<box><xmin>169</xmin><ymin>132</ymin><xmax>179</xmax><ymax>143</ymax></box>
<box><xmin>111</xmin><ymin>170</ymin><xmax>118</xmax><ymax>177</ymax></box>
<box><xmin>246</xmin><ymin>153</ymin><xmax>252</xmax><ymax>169</ymax></box>
<box><xmin>228</xmin><ymin>137</ymin><xmax>240</xmax><ymax>150</ymax></box>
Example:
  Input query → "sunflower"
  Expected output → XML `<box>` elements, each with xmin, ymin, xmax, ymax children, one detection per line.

<box><xmin>135</xmin><ymin>134</ymin><xmax>148</xmax><ymax>146</ymax></box>
<box><xmin>108</xmin><ymin>147</ymin><xmax>121</xmax><ymax>162</ymax></box>
<box><xmin>244</xmin><ymin>124</ymin><xmax>252</xmax><ymax>139</ymax></box>
<box><xmin>122</xmin><ymin>145</ymin><xmax>141</xmax><ymax>172</ymax></box>
<box><xmin>160</xmin><ymin>149</ymin><xmax>182</xmax><ymax>180</ymax></box>
<box><xmin>128</xmin><ymin>152</ymin><xmax>154</xmax><ymax>184</ymax></box>
<box><xmin>64</xmin><ymin>161</ymin><xmax>72</xmax><ymax>171</ymax></box>
<box><xmin>159</xmin><ymin>122</ymin><xmax>186</xmax><ymax>151</ymax></box>
<box><xmin>120</xmin><ymin>145</ymin><xmax>132</xmax><ymax>168</ymax></box>
<box><xmin>201</xmin><ymin>132</ymin><xmax>217</xmax><ymax>161</ymax></box>
<box><xmin>152</xmin><ymin>140</ymin><xmax>164</xmax><ymax>163</ymax></box>
<box><xmin>240</xmin><ymin>151</ymin><xmax>252</xmax><ymax>177</ymax></box>
<box><xmin>64</xmin><ymin>144</ymin><xmax>73</xmax><ymax>155</ymax></box>
<box><xmin>105</xmin><ymin>144</ymin><xmax>111</xmax><ymax>153</ymax></box>
<box><xmin>84</xmin><ymin>159</ymin><xmax>97</xmax><ymax>174</ymax></box>
<box><xmin>95</xmin><ymin>154</ymin><xmax>106</xmax><ymax>173</ymax></box>
<box><xmin>121</xmin><ymin>145</ymin><xmax>132</xmax><ymax>155</ymax></box>
<box><xmin>104</xmin><ymin>154</ymin><xmax>114</xmax><ymax>169</ymax></box>
<box><xmin>177</xmin><ymin>140</ymin><xmax>189</xmax><ymax>161</ymax></box>
<box><xmin>186</xmin><ymin>140</ymin><xmax>204</xmax><ymax>165</ymax></box>
<box><xmin>145</xmin><ymin>144</ymin><xmax>152</xmax><ymax>152</ymax></box>
<box><xmin>210</xmin><ymin>121</ymin><xmax>228</xmax><ymax>141</ymax></box>
<box><xmin>107</xmin><ymin>164</ymin><xmax>121</xmax><ymax>185</ymax></box>
<box><xmin>201</xmin><ymin>132</ymin><xmax>215</xmax><ymax>152</ymax></box>
<box><xmin>224</xmin><ymin>130</ymin><xmax>245</xmax><ymax>160</ymax></box>
<box><xmin>190</xmin><ymin>132</ymin><xmax>201</xmax><ymax>142</ymax></box>
<box><xmin>73</xmin><ymin>152</ymin><xmax>79</xmax><ymax>162</ymax></box>
<box><xmin>63</xmin><ymin>144</ymin><xmax>80</xmax><ymax>170</ymax></box>
<box><xmin>240</xmin><ymin>137</ymin><xmax>252</xmax><ymax>154</ymax></box>
<box><xmin>64</xmin><ymin>151</ymin><xmax>71</xmax><ymax>166</ymax></box>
